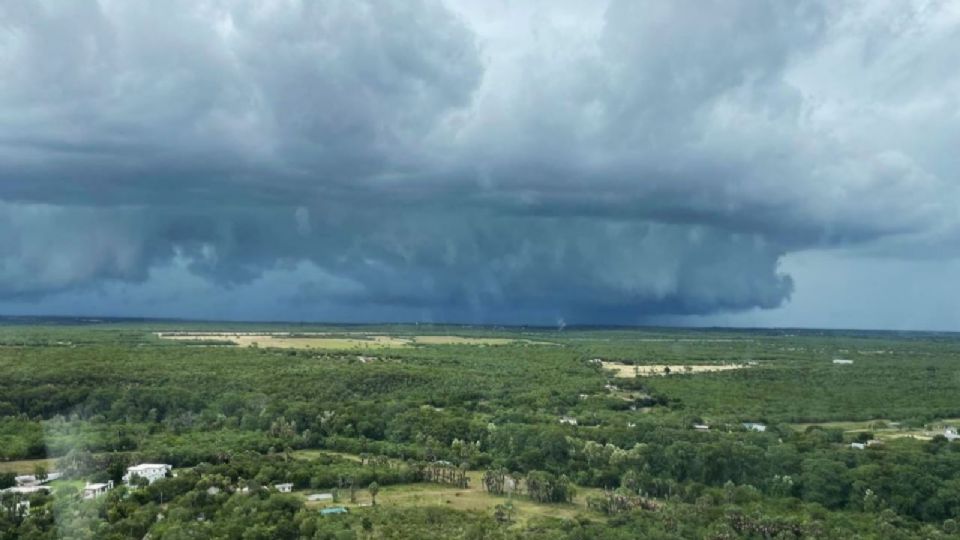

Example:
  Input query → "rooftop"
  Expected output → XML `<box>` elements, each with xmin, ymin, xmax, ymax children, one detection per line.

<box><xmin>320</xmin><ymin>506</ymin><xmax>348</xmax><ymax>515</ymax></box>
<box><xmin>128</xmin><ymin>463</ymin><xmax>170</xmax><ymax>471</ymax></box>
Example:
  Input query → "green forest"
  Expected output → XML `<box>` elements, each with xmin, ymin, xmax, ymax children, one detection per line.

<box><xmin>2</xmin><ymin>321</ymin><xmax>960</xmax><ymax>539</ymax></box>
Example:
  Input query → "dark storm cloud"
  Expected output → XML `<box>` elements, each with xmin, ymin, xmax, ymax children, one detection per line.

<box><xmin>0</xmin><ymin>0</ymin><xmax>958</xmax><ymax>323</ymax></box>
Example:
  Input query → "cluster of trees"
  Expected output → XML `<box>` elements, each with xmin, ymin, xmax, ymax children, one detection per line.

<box><xmin>524</xmin><ymin>471</ymin><xmax>575</xmax><ymax>504</ymax></box>
<box><xmin>586</xmin><ymin>488</ymin><xmax>658</xmax><ymax>515</ymax></box>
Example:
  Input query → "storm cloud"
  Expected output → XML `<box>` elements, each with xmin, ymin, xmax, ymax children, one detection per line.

<box><xmin>1</xmin><ymin>0</ymin><xmax>958</xmax><ymax>324</ymax></box>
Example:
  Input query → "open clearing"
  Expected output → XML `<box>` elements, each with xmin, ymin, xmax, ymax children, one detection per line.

<box><xmin>602</xmin><ymin>361</ymin><xmax>749</xmax><ymax>378</ymax></box>
<box><xmin>156</xmin><ymin>332</ymin><xmax>538</xmax><ymax>349</ymax></box>
<box><xmin>301</xmin><ymin>469</ymin><xmax>601</xmax><ymax>526</ymax></box>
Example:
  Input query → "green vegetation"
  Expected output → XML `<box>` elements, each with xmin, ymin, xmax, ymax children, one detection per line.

<box><xmin>1</xmin><ymin>321</ymin><xmax>960</xmax><ymax>538</ymax></box>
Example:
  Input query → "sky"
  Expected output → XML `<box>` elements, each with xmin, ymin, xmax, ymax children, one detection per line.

<box><xmin>1</xmin><ymin>0</ymin><xmax>959</xmax><ymax>330</ymax></box>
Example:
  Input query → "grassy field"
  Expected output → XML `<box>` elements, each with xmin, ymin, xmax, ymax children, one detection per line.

<box><xmin>0</xmin><ymin>457</ymin><xmax>57</xmax><ymax>474</ymax></box>
<box><xmin>300</xmin><ymin>469</ymin><xmax>601</xmax><ymax>527</ymax></box>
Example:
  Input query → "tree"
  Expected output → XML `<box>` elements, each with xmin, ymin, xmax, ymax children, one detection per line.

<box><xmin>0</xmin><ymin>473</ymin><xmax>15</xmax><ymax>490</ymax></box>
<box><xmin>800</xmin><ymin>459</ymin><xmax>850</xmax><ymax>509</ymax></box>
<box><xmin>33</xmin><ymin>464</ymin><xmax>48</xmax><ymax>483</ymax></box>
<box><xmin>368</xmin><ymin>481</ymin><xmax>379</xmax><ymax>506</ymax></box>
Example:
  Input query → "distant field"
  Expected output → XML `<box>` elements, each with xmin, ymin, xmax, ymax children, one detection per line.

<box><xmin>0</xmin><ymin>457</ymin><xmax>57</xmax><ymax>474</ymax></box>
<box><xmin>602</xmin><ymin>361</ymin><xmax>749</xmax><ymax>378</ymax></box>
<box><xmin>156</xmin><ymin>332</ymin><xmax>537</xmax><ymax>349</ymax></box>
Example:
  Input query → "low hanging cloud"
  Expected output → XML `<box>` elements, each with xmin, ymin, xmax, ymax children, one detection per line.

<box><xmin>0</xmin><ymin>0</ymin><xmax>958</xmax><ymax>323</ymax></box>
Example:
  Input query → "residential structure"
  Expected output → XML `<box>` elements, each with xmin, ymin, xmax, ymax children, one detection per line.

<box><xmin>15</xmin><ymin>472</ymin><xmax>61</xmax><ymax>487</ymax></box>
<box><xmin>123</xmin><ymin>463</ymin><xmax>172</xmax><ymax>486</ymax></box>
<box><xmin>274</xmin><ymin>483</ymin><xmax>293</xmax><ymax>493</ymax></box>
<box><xmin>559</xmin><ymin>416</ymin><xmax>578</xmax><ymax>426</ymax></box>
<box><xmin>832</xmin><ymin>359</ymin><xmax>854</xmax><ymax>365</ymax></box>
<box><xmin>743</xmin><ymin>422</ymin><xmax>767</xmax><ymax>432</ymax></box>
<box><xmin>83</xmin><ymin>481</ymin><xmax>113</xmax><ymax>499</ymax></box>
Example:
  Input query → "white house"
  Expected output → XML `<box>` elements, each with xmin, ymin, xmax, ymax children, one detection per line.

<box><xmin>559</xmin><ymin>416</ymin><xmax>578</xmax><ymax>426</ymax></box>
<box><xmin>743</xmin><ymin>422</ymin><xmax>767</xmax><ymax>432</ymax></box>
<box><xmin>833</xmin><ymin>359</ymin><xmax>854</xmax><ymax>365</ymax></box>
<box><xmin>693</xmin><ymin>424</ymin><xmax>710</xmax><ymax>431</ymax></box>
<box><xmin>274</xmin><ymin>483</ymin><xmax>294</xmax><ymax>493</ymax></box>
<box><xmin>15</xmin><ymin>472</ymin><xmax>61</xmax><ymax>487</ymax></box>
<box><xmin>123</xmin><ymin>464</ymin><xmax>172</xmax><ymax>486</ymax></box>
<box><xmin>850</xmin><ymin>442</ymin><xmax>866</xmax><ymax>450</ymax></box>
<box><xmin>83</xmin><ymin>481</ymin><xmax>113</xmax><ymax>499</ymax></box>
<box><xmin>944</xmin><ymin>427</ymin><xmax>959</xmax><ymax>441</ymax></box>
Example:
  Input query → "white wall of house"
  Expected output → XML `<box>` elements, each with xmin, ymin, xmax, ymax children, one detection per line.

<box><xmin>123</xmin><ymin>464</ymin><xmax>172</xmax><ymax>486</ymax></box>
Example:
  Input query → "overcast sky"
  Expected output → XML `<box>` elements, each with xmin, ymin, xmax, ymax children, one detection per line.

<box><xmin>1</xmin><ymin>0</ymin><xmax>959</xmax><ymax>330</ymax></box>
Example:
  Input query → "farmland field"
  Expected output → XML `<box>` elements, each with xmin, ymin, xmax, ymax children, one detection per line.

<box><xmin>2</xmin><ymin>321</ymin><xmax>960</xmax><ymax>538</ymax></box>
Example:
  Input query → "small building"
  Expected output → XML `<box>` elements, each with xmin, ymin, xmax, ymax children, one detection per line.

<box><xmin>274</xmin><ymin>483</ymin><xmax>294</xmax><ymax>493</ymax></box>
<box><xmin>14</xmin><ymin>472</ymin><xmax>60</xmax><ymax>487</ymax></box>
<box><xmin>206</xmin><ymin>486</ymin><xmax>221</xmax><ymax>495</ymax></box>
<box><xmin>320</xmin><ymin>506</ymin><xmax>348</xmax><ymax>516</ymax></box>
<box><xmin>944</xmin><ymin>427</ymin><xmax>959</xmax><ymax>441</ymax></box>
<box><xmin>307</xmin><ymin>493</ymin><xmax>334</xmax><ymax>502</ymax></box>
<box><xmin>850</xmin><ymin>442</ymin><xmax>866</xmax><ymax>450</ymax></box>
<box><xmin>14</xmin><ymin>475</ymin><xmax>34</xmax><ymax>486</ymax></box>
<box><xmin>743</xmin><ymin>422</ymin><xmax>767</xmax><ymax>432</ymax></box>
<box><xmin>578</xmin><ymin>394</ymin><xmax>589</xmax><ymax>400</ymax></box>
<box><xmin>83</xmin><ymin>481</ymin><xmax>113</xmax><ymax>499</ymax></box>
<box><xmin>559</xmin><ymin>416</ymin><xmax>578</xmax><ymax>426</ymax></box>
<box><xmin>123</xmin><ymin>463</ymin><xmax>172</xmax><ymax>486</ymax></box>
<box><xmin>693</xmin><ymin>424</ymin><xmax>710</xmax><ymax>431</ymax></box>
<box><xmin>833</xmin><ymin>359</ymin><xmax>854</xmax><ymax>365</ymax></box>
